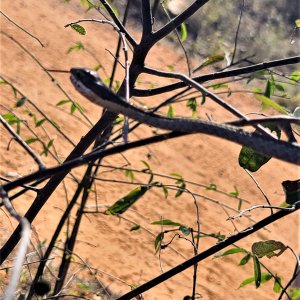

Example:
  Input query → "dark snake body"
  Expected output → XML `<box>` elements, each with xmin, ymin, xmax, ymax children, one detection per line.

<box><xmin>70</xmin><ymin>68</ymin><xmax>300</xmax><ymax>165</ymax></box>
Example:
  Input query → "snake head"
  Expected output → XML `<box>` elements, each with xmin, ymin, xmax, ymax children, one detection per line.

<box><xmin>70</xmin><ymin>67</ymin><xmax>118</xmax><ymax>103</ymax></box>
<box><xmin>70</xmin><ymin>68</ymin><xmax>102</xmax><ymax>87</ymax></box>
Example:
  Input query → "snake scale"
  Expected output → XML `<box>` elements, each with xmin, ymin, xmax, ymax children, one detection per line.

<box><xmin>70</xmin><ymin>68</ymin><xmax>300</xmax><ymax>165</ymax></box>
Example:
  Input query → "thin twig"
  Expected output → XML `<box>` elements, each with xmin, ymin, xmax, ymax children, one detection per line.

<box><xmin>0</xmin><ymin>10</ymin><xmax>44</xmax><ymax>47</ymax></box>
<box><xmin>230</xmin><ymin>0</ymin><xmax>245</xmax><ymax>65</ymax></box>
<box><xmin>98</xmin><ymin>0</ymin><xmax>137</xmax><ymax>48</ymax></box>
<box><xmin>245</xmin><ymin>169</ymin><xmax>273</xmax><ymax>214</ymax></box>
<box><xmin>1</xmin><ymin>115</ymin><xmax>45</xmax><ymax>169</ymax></box>
<box><xmin>0</xmin><ymin>187</ymin><xmax>31</xmax><ymax>300</ymax></box>
<box><xmin>227</xmin><ymin>204</ymin><xmax>297</xmax><ymax>220</ymax></box>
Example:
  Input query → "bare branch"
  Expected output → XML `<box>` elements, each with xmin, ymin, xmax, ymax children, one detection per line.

<box><xmin>133</xmin><ymin>56</ymin><xmax>300</xmax><ymax>96</ymax></box>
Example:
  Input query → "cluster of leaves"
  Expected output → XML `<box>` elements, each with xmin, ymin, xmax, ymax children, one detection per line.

<box><xmin>215</xmin><ymin>240</ymin><xmax>288</xmax><ymax>293</ymax></box>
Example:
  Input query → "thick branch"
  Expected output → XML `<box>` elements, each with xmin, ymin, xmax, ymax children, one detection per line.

<box><xmin>152</xmin><ymin>0</ymin><xmax>210</xmax><ymax>44</ymax></box>
<box><xmin>141</xmin><ymin>0</ymin><xmax>153</xmax><ymax>40</ymax></box>
<box><xmin>133</xmin><ymin>56</ymin><xmax>300</xmax><ymax>97</ymax></box>
<box><xmin>98</xmin><ymin>0</ymin><xmax>137</xmax><ymax>48</ymax></box>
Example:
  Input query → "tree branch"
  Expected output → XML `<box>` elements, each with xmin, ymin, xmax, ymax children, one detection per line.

<box><xmin>133</xmin><ymin>56</ymin><xmax>300</xmax><ymax>97</ymax></box>
<box><xmin>117</xmin><ymin>203</ymin><xmax>300</xmax><ymax>300</ymax></box>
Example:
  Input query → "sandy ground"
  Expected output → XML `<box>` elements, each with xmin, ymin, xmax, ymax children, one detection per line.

<box><xmin>0</xmin><ymin>1</ymin><xmax>299</xmax><ymax>299</ymax></box>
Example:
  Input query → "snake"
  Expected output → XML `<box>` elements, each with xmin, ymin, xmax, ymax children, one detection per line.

<box><xmin>70</xmin><ymin>67</ymin><xmax>300</xmax><ymax>165</ymax></box>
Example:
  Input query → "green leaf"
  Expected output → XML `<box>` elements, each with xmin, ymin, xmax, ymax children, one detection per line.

<box><xmin>195</xmin><ymin>54</ymin><xmax>225</xmax><ymax>71</ymax></box>
<box><xmin>170</xmin><ymin>172</ymin><xmax>183</xmax><ymax>179</ymax></box>
<box><xmin>67</xmin><ymin>42</ymin><xmax>84</xmax><ymax>53</ymax></box>
<box><xmin>239</xmin><ymin>276</ymin><xmax>255</xmax><ymax>287</ymax></box>
<box><xmin>206</xmin><ymin>183</ymin><xmax>217</xmax><ymax>190</ymax></box>
<box><xmin>162</xmin><ymin>185</ymin><xmax>168</xmax><ymax>198</ymax></box>
<box><xmin>289</xmin><ymin>287</ymin><xmax>300</xmax><ymax>300</ymax></box>
<box><xmin>180</xmin><ymin>226</ymin><xmax>191</xmax><ymax>236</ymax></box>
<box><xmin>274</xmin><ymin>83</ymin><xmax>285</xmax><ymax>93</ymax></box>
<box><xmin>70</xmin><ymin>102</ymin><xmax>85</xmax><ymax>114</ymax></box>
<box><xmin>49</xmin><ymin>119</ymin><xmax>60</xmax><ymax>129</ymax></box>
<box><xmin>175</xmin><ymin>180</ymin><xmax>186</xmax><ymax>198</ymax></box>
<box><xmin>167</xmin><ymin>105</ymin><xmax>174</xmax><ymax>118</ymax></box>
<box><xmin>125</xmin><ymin>169</ymin><xmax>134</xmax><ymax>183</ymax></box>
<box><xmin>70</xmin><ymin>24</ymin><xmax>86</xmax><ymax>35</ymax></box>
<box><xmin>211</xmin><ymin>83</ymin><xmax>228</xmax><ymax>90</ymax></box>
<box><xmin>261</xmin><ymin>273</ymin><xmax>273</xmax><ymax>284</ymax></box>
<box><xmin>15</xmin><ymin>97</ymin><xmax>27</xmax><ymax>107</ymax></box>
<box><xmin>252</xmin><ymin>240</ymin><xmax>287</xmax><ymax>258</ymax></box>
<box><xmin>289</xmin><ymin>70</ymin><xmax>300</xmax><ymax>83</ymax></box>
<box><xmin>35</xmin><ymin>118</ymin><xmax>46</xmax><ymax>127</ymax></box>
<box><xmin>93</xmin><ymin>63</ymin><xmax>101</xmax><ymax>71</ymax></box>
<box><xmin>239</xmin><ymin>144</ymin><xmax>271</xmax><ymax>172</ymax></box>
<box><xmin>239</xmin><ymin>122</ymin><xmax>282</xmax><ymax>172</ymax></box>
<box><xmin>154</xmin><ymin>232</ymin><xmax>164</xmax><ymax>253</ymax></box>
<box><xmin>41</xmin><ymin>139</ymin><xmax>54</xmax><ymax>156</ymax></box>
<box><xmin>264</xmin><ymin>80</ymin><xmax>273</xmax><ymax>98</ymax></box>
<box><xmin>282</xmin><ymin>179</ymin><xmax>300</xmax><ymax>205</ymax></box>
<box><xmin>25</xmin><ymin>138</ymin><xmax>39</xmax><ymax>145</ymax></box>
<box><xmin>1</xmin><ymin>113</ymin><xmax>21</xmax><ymax>133</ymax></box>
<box><xmin>104</xmin><ymin>185</ymin><xmax>150</xmax><ymax>215</ymax></box>
<box><xmin>273</xmin><ymin>276</ymin><xmax>282</xmax><ymax>293</ymax></box>
<box><xmin>151</xmin><ymin>219</ymin><xmax>182</xmax><ymax>226</ymax></box>
<box><xmin>295</xmin><ymin>19</ymin><xmax>300</xmax><ymax>28</ymax></box>
<box><xmin>256</xmin><ymin>94</ymin><xmax>288</xmax><ymax>114</ymax></box>
<box><xmin>167</xmin><ymin>64</ymin><xmax>175</xmax><ymax>71</ymax></box>
<box><xmin>239</xmin><ymin>273</ymin><xmax>272</xmax><ymax>288</ymax></box>
<box><xmin>186</xmin><ymin>98</ymin><xmax>197</xmax><ymax>117</ymax></box>
<box><xmin>253</xmin><ymin>255</ymin><xmax>261</xmax><ymax>288</ymax></box>
<box><xmin>229</xmin><ymin>186</ymin><xmax>239</xmax><ymax>198</ymax></box>
<box><xmin>130</xmin><ymin>225</ymin><xmax>141</xmax><ymax>232</ymax></box>
<box><xmin>215</xmin><ymin>247</ymin><xmax>246</xmax><ymax>258</ymax></box>
<box><xmin>239</xmin><ymin>253</ymin><xmax>251</xmax><ymax>266</ymax></box>
<box><xmin>180</xmin><ymin>22</ymin><xmax>188</xmax><ymax>42</ymax></box>
<box><xmin>56</xmin><ymin>99</ymin><xmax>70</xmax><ymax>106</ymax></box>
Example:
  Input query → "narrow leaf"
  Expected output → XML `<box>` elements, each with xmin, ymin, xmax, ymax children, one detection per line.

<box><xmin>273</xmin><ymin>276</ymin><xmax>282</xmax><ymax>293</ymax></box>
<box><xmin>206</xmin><ymin>183</ymin><xmax>217</xmax><ymax>190</ymax></box>
<box><xmin>130</xmin><ymin>225</ymin><xmax>141</xmax><ymax>232</ymax></box>
<box><xmin>15</xmin><ymin>97</ymin><xmax>27</xmax><ymax>107</ymax></box>
<box><xmin>175</xmin><ymin>181</ymin><xmax>186</xmax><ymax>197</ymax></box>
<box><xmin>180</xmin><ymin>22</ymin><xmax>188</xmax><ymax>42</ymax></box>
<box><xmin>186</xmin><ymin>98</ymin><xmax>197</xmax><ymax>116</ymax></box>
<box><xmin>35</xmin><ymin>119</ymin><xmax>46</xmax><ymax>127</ymax></box>
<box><xmin>25</xmin><ymin>138</ymin><xmax>39</xmax><ymax>145</ymax></box>
<box><xmin>154</xmin><ymin>232</ymin><xmax>164</xmax><ymax>252</ymax></box>
<box><xmin>239</xmin><ymin>253</ymin><xmax>251</xmax><ymax>266</ymax></box>
<box><xmin>253</xmin><ymin>255</ymin><xmax>261</xmax><ymax>288</ymax></box>
<box><xmin>70</xmin><ymin>24</ymin><xmax>86</xmax><ymax>35</ymax></box>
<box><xmin>151</xmin><ymin>219</ymin><xmax>182</xmax><ymax>226</ymax></box>
<box><xmin>104</xmin><ymin>186</ymin><xmax>150</xmax><ymax>215</ymax></box>
<box><xmin>289</xmin><ymin>70</ymin><xmax>300</xmax><ymax>82</ymax></box>
<box><xmin>56</xmin><ymin>99</ymin><xmax>70</xmax><ymax>106</ymax></box>
<box><xmin>239</xmin><ymin>276</ymin><xmax>255</xmax><ymax>288</ymax></box>
<box><xmin>194</xmin><ymin>54</ymin><xmax>225</xmax><ymax>71</ymax></box>
<box><xmin>67</xmin><ymin>42</ymin><xmax>84</xmax><ymax>53</ymax></box>
<box><xmin>125</xmin><ymin>169</ymin><xmax>134</xmax><ymax>183</ymax></box>
<box><xmin>215</xmin><ymin>247</ymin><xmax>246</xmax><ymax>258</ymax></box>
<box><xmin>167</xmin><ymin>105</ymin><xmax>174</xmax><ymax>118</ymax></box>
<box><xmin>162</xmin><ymin>185</ymin><xmax>168</xmax><ymax>198</ymax></box>
<box><xmin>256</xmin><ymin>95</ymin><xmax>288</xmax><ymax>114</ymax></box>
